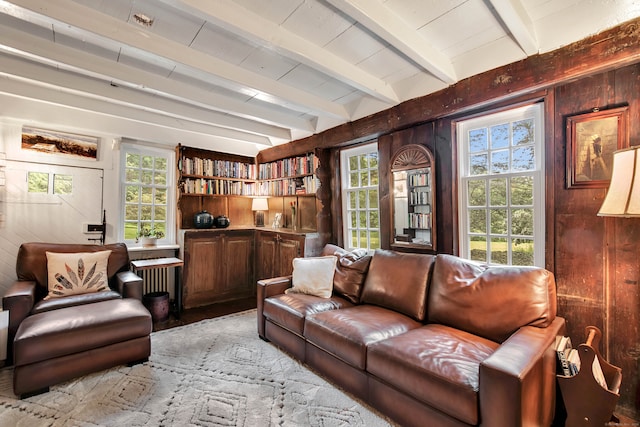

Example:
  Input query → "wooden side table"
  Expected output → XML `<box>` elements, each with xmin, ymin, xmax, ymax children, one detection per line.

<box><xmin>131</xmin><ymin>257</ymin><xmax>184</xmax><ymax>319</ymax></box>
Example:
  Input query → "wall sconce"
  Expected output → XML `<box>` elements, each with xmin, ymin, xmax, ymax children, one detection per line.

<box><xmin>598</xmin><ymin>146</ymin><xmax>640</xmax><ymax>217</ymax></box>
<box><xmin>252</xmin><ymin>198</ymin><xmax>269</xmax><ymax>227</ymax></box>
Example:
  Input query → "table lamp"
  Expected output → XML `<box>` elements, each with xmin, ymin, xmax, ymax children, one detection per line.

<box><xmin>252</xmin><ymin>198</ymin><xmax>269</xmax><ymax>227</ymax></box>
<box><xmin>598</xmin><ymin>146</ymin><xmax>640</xmax><ymax>217</ymax></box>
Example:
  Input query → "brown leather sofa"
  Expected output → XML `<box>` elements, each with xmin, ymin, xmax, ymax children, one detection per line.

<box><xmin>257</xmin><ymin>245</ymin><xmax>566</xmax><ymax>427</ymax></box>
<box><xmin>2</xmin><ymin>242</ymin><xmax>152</xmax><ymax>398</ymax></box>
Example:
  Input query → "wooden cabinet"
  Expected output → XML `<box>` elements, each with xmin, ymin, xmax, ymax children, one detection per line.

<box><xmin>255</xmin><ymin>230</ymin><xmax>306</xmax><ymax>280</ymax></box>
<box><xmin>182</xmin><ymin>229</ymin><xmax>254</xmax><ymax>308</ymax></box>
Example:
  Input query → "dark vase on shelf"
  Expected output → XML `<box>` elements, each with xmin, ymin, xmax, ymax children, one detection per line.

<box><xmin>214</xmin><ymin>215</ymin><xmax>230</xmax><ymax>228</ymax></box>
<box><xmin>194</xmin><ymin>210</ymin><xmax>214</xmax><ymax>229</ymax></box>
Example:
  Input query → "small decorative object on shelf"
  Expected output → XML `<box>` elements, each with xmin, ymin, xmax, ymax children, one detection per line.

<box><xmin>193</xmin><ymin>210</ymin><xmax>214</xmax><ymax>229</ymax></box>
<box><xmin>214</xmin><ymin>215</ymin><xmax>230</xmax><ymax>228</ymax></box>
<box><xmin>556</xmin><ymin>326</ymin><xmax>622</xmax><ymax>427</ymax></box>
<box><xmin>272</xmin><ymin>212</ymin><xmax>282</xmax><ymax>229</ymax></box>
<box><xmin>290</xmin><ymin>201</ymin><xmax>297</xmax><ymax>231</ymax></box>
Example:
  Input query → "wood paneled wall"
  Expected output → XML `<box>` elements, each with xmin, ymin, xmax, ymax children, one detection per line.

<box><xmin>259</xmin><ymin>18</ymin><xmax>640</xmax><ymax>419</ymax></box>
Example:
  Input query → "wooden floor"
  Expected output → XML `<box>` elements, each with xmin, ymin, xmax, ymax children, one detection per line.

<box><xmin>152</xmin><ymin>297</ymin><xmax>257</xmax><ymax>332</ymax></box>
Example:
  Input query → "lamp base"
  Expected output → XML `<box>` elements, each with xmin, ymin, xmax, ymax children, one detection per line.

<box><xmin>254</xmin><ymin>211</ymin><xmax>265</xmax><ymax>227</ymax></box>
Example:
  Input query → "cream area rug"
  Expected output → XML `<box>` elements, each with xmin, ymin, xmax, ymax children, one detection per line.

<box><xmin>0</xmin><ymin>309</ymin><xmax>393</xmax><ymax>426</ymax></box>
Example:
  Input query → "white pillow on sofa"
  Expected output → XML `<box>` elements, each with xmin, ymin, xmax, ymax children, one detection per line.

<box><xmin>286</xmin><ymin>256</ymin><xmax>338</xmax><ymax>298</ymax></box>
<box><xmin>45</xmin><ymin>250</ymin><xmax>112</xmax><ymax>300</ymax></box>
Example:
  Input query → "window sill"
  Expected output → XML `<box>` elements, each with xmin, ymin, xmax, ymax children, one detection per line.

<box><xmin>127</xmin><ymin>244</ymin><xmax>180</xmax><ymax>252</ymax></box>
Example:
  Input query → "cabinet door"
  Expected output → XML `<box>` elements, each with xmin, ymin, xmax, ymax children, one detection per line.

<box><xmin>223</xmin><ymin>233</ymin><xmax>255</xmax><ymax>297</ymax></box>
<box><xmin>256</xmin><ymin>232</ymin><xmax>278</xmax><ymax>280</ymax></box>
<box><xmin>184</xmin><ymin>235</ymin><xmax>223</xmax><ymax>308</ymax></box>
<box><xmin>277</xmin><ymin>235</ymin><xmax>303</xmax><ymax>277</ymax></box>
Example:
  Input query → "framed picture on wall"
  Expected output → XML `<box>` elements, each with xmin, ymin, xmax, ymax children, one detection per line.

<box><xmin>21</xmin><ymin>127</ymin><xmax>99</xmax><ymax>161</ymax></box>
<box><xmin>566</xmin><ymin>106</ymin><xmax>628</xmax><ymax>189</ymax></box>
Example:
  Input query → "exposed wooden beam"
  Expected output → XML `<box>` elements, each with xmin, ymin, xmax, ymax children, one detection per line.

<box><xmin>487</xmin><ymin>0</ymin><xmax>539</xmax><ymax>56</ymax></box>
<box><xmin>159</xmin><ymin>0</ymin><xmax>399</xmax><ymax>105</ymax></box>
<box><xmin>9</xmin><ymin>0</ymin><xmax>350</xmax><ymax>120</ymax></box>
<box><xmin>0</xmin><ymin>15</ymin><xmax>313</xmax><ymax>137</ymax></box>
<box><xmin>326</xmin><ymin>0</ymin><xmax>457</xmax><ymax>84</ymax></box>
<box><xmin>0</xmin><ymin>73</ymin><xmax>273</xmax><ymax>147</ymax></box>
<box><xmin>259</xmin><ymin>17</ymin><xmax>640</xmax><ymax>161</ymax></box>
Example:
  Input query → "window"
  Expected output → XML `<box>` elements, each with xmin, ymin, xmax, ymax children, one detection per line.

<box><xmin>456</xmin><ymin>103</ymin><xmax>544</xmax><ymax>266</ymax></box>
<box><xmin>120</xmin><ymin>144</ymin><xmax>175</xmax><ymax>245</ymax></box>
<box><xmin>340</xmin><ymin>143</ymin><xmax>380</xmax><ymax>251</ymax></box>
<box><xmin>27</xmin><ymin>172</ymin><xmax>73</xmax><ymax>194</ymax></box>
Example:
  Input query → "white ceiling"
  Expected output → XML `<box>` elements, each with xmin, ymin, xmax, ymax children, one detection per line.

<box><xmin>0</xmin><ymin>0</ymin><xmax>639</xmax><ymax>156</ymax></box>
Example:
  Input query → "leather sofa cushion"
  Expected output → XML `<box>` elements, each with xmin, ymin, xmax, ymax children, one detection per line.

<box><xmin>31</xmin><ymin>290</ymin><xmax>122</xmax><ymax>315</ymax></box>
<box><xmin>360</xmin><ymin>249</ymin><xmax>434</xmax><ymax>321</ymax></box>
<box><xmin>14</xmin><ymin>298</ymin><xmax>152</xmax><ymax>366</ymax></box>
<box><xmin>321</xmin><ymin>244</ymin><xmax>371</xmax><ymax>304</ymax></box>
<box><xmin>263</xmin><ymin>293</ymin><xmax>353</xmax><ymax>335</ymax></box>
<box><xmin>428</xmin><ymin>254</ymin><xmax>557</xmax><ymax>343</ymax></box>
<box><xmin>367</xmin><ymin>324</ymin><xmax>499</xmax><ymax>426</ymax></box>
<box><xmin>304</xmin><ymin>305</ymin><xmax>421</xmax><ymax>370</ymax></box>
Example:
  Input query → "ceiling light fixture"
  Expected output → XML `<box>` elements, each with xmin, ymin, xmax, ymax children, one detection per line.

<box><xmin>133</xmin><ymin>13</ymin><xmax>154</xmax><ymax>27</ymax></box>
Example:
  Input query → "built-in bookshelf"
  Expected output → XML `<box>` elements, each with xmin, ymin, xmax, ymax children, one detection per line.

<box><xmin>178</xmin><ymin>145</ymin><xmax>257</xmax><ymax>197</ymax></box>
<box><xmin>407</xmin><ymin>169</ymin><xmax>432</xmax><ymax>232</ymax></box>
<box><xmin>258</xmin><ymin>153</ymin><xmax>319</xmax><ymax>196</ymax></box>
<box><xmin>176</xmin><ymin>145</ymin><xmax>319</xmax><ymax>229</ymax></box>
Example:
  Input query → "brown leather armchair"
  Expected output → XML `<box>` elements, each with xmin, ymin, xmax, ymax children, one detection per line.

<box><xmin>2</xmin><ymin>242</ymin><xmax>152</xmax><ymax>397</ymax></box>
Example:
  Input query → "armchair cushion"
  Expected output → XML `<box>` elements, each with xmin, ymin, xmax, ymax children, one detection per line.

<box><xmin>44</xmin><ymin>250</ymin><xmax>111</xmax><ymax>299</ymax></box>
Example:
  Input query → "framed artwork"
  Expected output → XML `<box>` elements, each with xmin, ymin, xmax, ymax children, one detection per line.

<box><xmin>22</xmin><ymin>127</ymin><xmax>98</xmax><ymax>161</ymax></box>
<box><xmin>566</xmin><ymin>106</ymin><xmax>628</xmax><ymax>189</ymax></box>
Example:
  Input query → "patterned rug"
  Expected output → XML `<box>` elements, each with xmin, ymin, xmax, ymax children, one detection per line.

<box><xmin>0</xmin><ymin>309</ymin><xmax>393</xmax><ymax>426</ymax></box>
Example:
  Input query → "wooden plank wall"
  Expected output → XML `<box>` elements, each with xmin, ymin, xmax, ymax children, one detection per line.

<box><xmin>259</xmin><ymin>18</ymin><xmax>640</xmax><ymax>419</ymax></box>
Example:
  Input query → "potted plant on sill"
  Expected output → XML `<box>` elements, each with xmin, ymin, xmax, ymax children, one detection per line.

<box><xmin>136</xmin><ymin>226</ymin><xmax>165</xmax><ymax>247</ymax></box>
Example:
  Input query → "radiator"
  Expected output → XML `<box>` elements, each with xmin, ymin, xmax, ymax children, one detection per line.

<box><xmin>138</xmin><ymin>266</ymin><xmax>169</xmax><ymax>294</ymax></box>
<box><xmin>129</xmin><ymin>250</ymin><xmax>176</xmax><ymax>299</ymax></box>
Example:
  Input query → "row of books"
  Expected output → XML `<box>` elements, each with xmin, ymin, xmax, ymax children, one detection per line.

<box><xmin>409</xmin><ymin>191</ymin><xmax>431</xmax><ymax>206</ymax></box>
<box><xmin>181</xmin><ymin>157</ymin><xmax>257</xmax><ymax>179</ymax></box>
<box><xmin>555</xmin><ymin>335</ymin><xmax>610</xmax><ymax>391</ymax></box>
<box><xmin>181</xmin><ymin>178</ymin><xmax>258</xmax><ymax>196</ymax></box>
<box><xmin>408</xmin><ymin>213</ymin><xmax>431</xmax><ymax>229</ymax></box>
<box><xmin>259</xmin><ymin>153</ymin><xmax>317</xmax><ymax>180</ymax></box>
<box><xmin>408</xmin><ymin>171</ymin><xmax>431</xmax><ymax>187</ymax></box>
<box><xmin>257</xmin><ymin>176</ymin><xmax>319</xmax><ymax>196</ymax></box>
<box><xmin>181</xmin><ymin>175</ymin><xmax>319</xmax><ymax>197</ymax></box>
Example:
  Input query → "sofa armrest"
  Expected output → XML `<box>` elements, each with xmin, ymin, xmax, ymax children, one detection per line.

<box><xmin>256</xmin><ymin>276</ymin><xmax>292</xmax><ymax>339</ymax></box>
<box><xmin>480</xmin><ymin>316</ymin><xmax>566</xmax><ymax>427</ymax></box>
<box><xmin>116</xmin><ymin>271</ymin><xmax>144</xmax><ymax>300</ymax></box>
<box><xmin>2</xmin><ymin>280</ymin><xmax>37</xmax><ymax>363</ymax></box>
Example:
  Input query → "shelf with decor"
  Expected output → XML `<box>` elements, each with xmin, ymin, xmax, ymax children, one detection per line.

<box><xmin>177</xmin><ymin>145</ymin><xmax>320</xmax><ymax>231</ymax></box>
<box><xmin>177</xmin><ymin>145</ymin><xmax>258</xmax><ymax>228</ymax></box>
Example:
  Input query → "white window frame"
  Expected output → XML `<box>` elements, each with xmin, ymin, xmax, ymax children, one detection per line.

<box><xmin>119</xmin><ymin>143</ymin><xmax>175</xmax><ymax>246</ymax></box>
<box><xmin>340</xmin><ymin>142</ymin><xmax>380</xmax><ymax>252</ymax></box>
<box><xmin>456</xmin><ymin>103</ymin><xmax>545</xmax><ymax>267</ymax></box>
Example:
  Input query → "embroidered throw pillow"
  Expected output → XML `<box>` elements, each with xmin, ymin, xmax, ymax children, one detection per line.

<box><xmin>286</xmin><ymin>256</ymin><xmax>338</xmax><ymax>298</ymax></box>
<box><xmin>44</xmin><ymin>250</ymin><xmax>112</xmax><ymax>300</ymax></box>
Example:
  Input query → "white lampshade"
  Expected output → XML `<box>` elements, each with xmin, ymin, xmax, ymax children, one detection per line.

<box><xmin>598</xmin><ymin>146</ymin><xmax>640</xmax><ymax>217</ymax></box>
<box><xmin>251</xmin><ymin>198</ymin><xmax>269</xmax><ymax>211</ymax></box>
